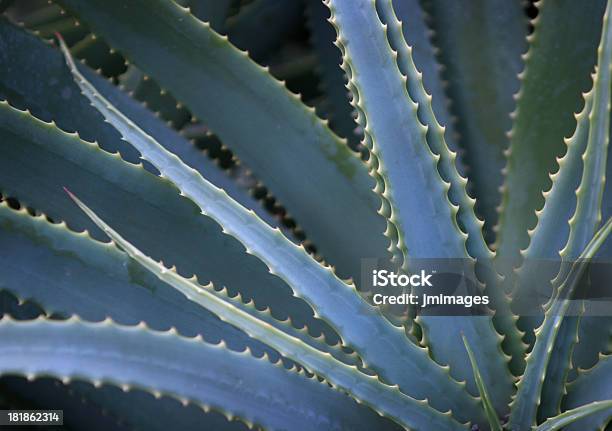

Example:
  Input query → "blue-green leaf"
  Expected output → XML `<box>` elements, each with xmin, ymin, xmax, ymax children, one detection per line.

<box><xmin>56</xmin><ymin>0</ymin><xmax>388</xmax><ymax>279</ymax></box>
<box><xmin>569</xmin><ymin>315</ymin><xmax>612</xmax><ymax>381</ymax></box>
<box><xmin>495</xmin><ymin>0</ymin><xmax>607</xmax><ymax>266</ymax></box>
<box><xmin>305</xmin><ymin>0</ymin><xmax>360</xmax><ymax>148</ymax></box>
<box><xmin>391</xmin><ymin>0</ymin><xmax>459</xmax><ymax>156</ymax></box>
<box><xmin>420</xmin><ymin>0</ymin><xmax>527</xmax><ymax>240</ymax></box>
<box><xmin>0</xmin><ymin>202</ymin><xmax>277</xmax><ymax>359</ymax></box>
<box><xmin>537</xmin><ymin>400</ymin><xmax>612</xmax><ymax>431</ymax></box>
<box><xmin>341</xmin><ymin>0</ymin><xmax>512</xmax><ymax>414</ymax></box>
<box><xmin>0</xmin><ymin>100</ymin><xmax>336</xmax><ymax>346</ymax></box>
<box><xmin>462</xmin><ymin>334</ymin><xmax>503</xmax><ymax>431</ymax></box>
<box><xmin>508</xmin><ymin>217</ymin><xmax>612</xmax><ymax>430</ymax></box>
<box><xmin>0</xmin><ymin>18</ymin><xmax>277</xmax><ymax>228</ymax></box>
<box><xmin>329</xmin><ymin>0</ymin><xmax>466</xmax><ymax>263</ymax></box>
<box><xmin>62</xmin><ymin>196</ymin><xmax>467</xmax><ymax>431</ymax></box>
<box><xmin>563</xmin><ymin>354</ymin><xmax>612</xmax><ymax>430</ymax></box>
<box><xmin>0</xmin><ymin>318</ymin><xmax>390</xmax><ymax>431</ymax></box>
<box><xmin>59</xmin><ymin>38</ymin><xmax>484</xmax><ymax>423</ymax></box>
<box><xmin>512</xmin><ymin>1</ymin><xmax>612</xmax><ymax>406</ymax></box>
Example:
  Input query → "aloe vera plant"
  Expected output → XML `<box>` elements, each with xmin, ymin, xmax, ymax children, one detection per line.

<box><xmin>1</xmin><ymin>0</ymin><xmax>612</xmax><ymax>429</ymax></box>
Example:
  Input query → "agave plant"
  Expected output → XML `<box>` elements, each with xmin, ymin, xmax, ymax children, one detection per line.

<box><xmin>1</xmin><ymin>0</ymin><xmax>612</xmax><ymax>429</ymax></box>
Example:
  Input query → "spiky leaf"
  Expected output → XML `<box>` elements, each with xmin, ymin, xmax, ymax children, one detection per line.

<box><xmin>65</xmin><ymin>195</ymin><xmax>467</xmax><ymax>431</ymax></box>
<box><xmin>495</xmin><ymin>0</ymin><xmax>607</xmax><ymax>265</ymax></box>
<box><xmin>60</xmin><ymin>39</ymin><xmax>485</xmax><ymax>423</ymax></box>
<box><xmin>509</xmin><ymin>217</ymin><xmax>612</xmax><ymax>430</ymax></box>
<box><xmin>57</xmin><ymin>0</ymin><xmax>388</xmax><ymax>279</ymax></box>
<box><xmin>421</xmin><ymin>0</ymin><xmax>527</xmax><ymax>239</ymax></box>
<box><xmin>0</xmin><ymin>318</ymin><xmax>389</xmax><ymax>431</ymax></box>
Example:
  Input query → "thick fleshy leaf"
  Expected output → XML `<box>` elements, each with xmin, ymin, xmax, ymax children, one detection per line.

<box><xmin>462</xmin><ymin>334</ymin><xmax>503</xmax><ymax>431</ymax></box>
<box><xmin>60</xmin><ymin>40</ymin><xmax>485</xmax><ymax>423</ymax></box>
<box><xmin>0</xmin><ymin>318</ymin><xmax>391</xmax><ymax>431</ymax></box>
<box><xmin>305</xmin><ymin>0</ymin><xmax>359</xmax><ymax>147</ymax></box>
<box><xmin>537</xmin><ymin>315</ymin><xmax>581</xmax><ymax>423</ymax></box>
<box><xmin>333</xmin><ymin>0</ymin><xmax>511</xmax><ymax>414</ymax></box>
<box><xmin>495</xmin><ymin>0</ymin><xmax>607</xmax><ymax>265</ymax></box>
<box><xmin>536</xmin><ymin>401</ymin><xmax>612</xmax><ymax>431</ymax></box>
<box><xmin>569</xmin><ymin>315</ymin><xmax>612</xmax><ymax>381</ymax></box>
<box><xmin>379</xmin><ymin>0</ymin><xmax>523</xmax><ymax>378</ymax></box>
<box><xmin>391</xmin><ymin>0</ymin><xmax>459</xmax><ymax>156</ymax></box>
<box><xmin>509</xmin><ymin>218</ymin><xmax>612</xmax><ymax>430</ymax></box>
<box><xmin>57</xmin><ymin>0</ymin><xmax>389</xmax><ymax>280</ymax></box>
<box><xmin>0</xmin><ymin>202</ymin><xmax>278</xmax><ymax>359</ymax></box>
<box><xmin>563</xmin><ymin>354</ymin><xmax>612</xmax><ymax>430</ymax></box>
<box><xmin>67</xmin><ymin>382</ymin><xmax>252</xmax><ymax>431</ymax></box>
<box><xmin>329</xmin><ymin>0</ymin><xmax>467</xmax><ymax>263</ymax></box>
<box><xmin>0</xmin><ymin>101</ymin><xmax>336</xmax><ymax>344</ymax></box>
<box><xmin>513</xmin><ymin>2</ymin><xmax>612</xmax><ymax>409</ymax></box>
<box><xmin>516</xmin><ymin>0</ymin><xmax>612</xmax><ymax>312</ymax></box>
<box><xmin>0</xmin><ymin>18</ymin><xmax>278</xmax><ymax>228</ymax></box>
<box><xmin>61</xmin><ymin>198</ymin><xmax>467</xmax><ymax>431</ymax></box>
<box><xmin>421</xmin><ymin>0</ymin><xmax>527</xmax><ymax>240</ymax></box>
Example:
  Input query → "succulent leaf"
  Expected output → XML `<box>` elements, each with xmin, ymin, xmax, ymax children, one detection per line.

<box><xmin>559</xmin><ymin>50</ymin><xmax>612</xmax><ymax>263</ymax></box>
<box><xmin>512</xmin><ymin>93</ymin><xmax>595</xmax><ymax>310</ymax></box>
<box><xmin>305</xmin><ymin>0</ymin><xmax>360</xmax><ymax>148</ymax></box>
<box><xmin>391</xmin><ymin>0</ymin><xmax>459</xmax><ymax>157</ymax></box>
<box><xmin>351</xmin><ymin>0</ymin><xmax>513</xmax><ymax>411</ymax></box>
<box><xmin>0</xmin><ymin>317</ymin><xmax>389</xmax><ymax>431</ymax></box>
<box><xmin>67</xmin><ymin>382</ymin><xmax>251</xmax><ymax>431</ymax></box>
<box><xmin>535</xmin><ymin>400</ymin><xmax>612</xmax><ymax>431</ymax></box>
<box><xmin>0</xmin><ymin>100</ymin><xmax>336</xmax><ymax>344</ymax></box>
<box><xmin>56</xmin><ymin>0</ymin><xmax>388</xmax><ymax>279</ymax></box>
<box><xmin>0</xmin><ymin>201</ymin><xmax>284</xmax><ymax>360</ymax></box>
<box><xmin>2</xmin><ymin>195</ymin><xmax>359</xmax><ymax>368</ymax></box>
<box><xmin>0</xmin><ymin>18</ymin><xmax>278</xmax><ymax>227</ymax></box>
<box><xmin>461</xmin><ymin>334</ymin><xmax>503</xmax><ymax>431</ymax></box>
<box><xmin>62</xmin><ymin>195</ymin><xmax>468</xmax><ymax>431</ymax></box>
<box><xmin>1</xmin><ymin>0</ymin><xmax>610</xmax><ymax>428</ymax></box>
<box><xmin>93</xmin><ymin>0</ymin><xmax>299</xmax><ymax>131</ymax></box>
<box><xmin>511</xmin><ymin>1</ymin><xmax>612</xmax><ymax>410</ymax></box>
<box><xmin>379</xmin><ymin>0</ymin><xmax>526</xmax><ymax>378</ymax></box>
<box><xmin>495</xmin><ymin>0</ymin><xmax>608</xmax><ymax>266</ymax></box>
<box><xmin>376</xmin><ymin>0</ymin><xmax>487</xmax><ymax>262</ymax></box>
<box><xmin>546</xmin><ymin>0</ymin><xmax>612</xmax><ymax>285</ymax></box>
<box><xmin>60</xmin><ymin>40</ymin><xmax>485</xmax><ymax>423</ymax></box>
<box><xmin>536</xmin><ymin>315</ymin><xmax>581</xmax><ymax>423</ymax></box>
<box><xmin>420</xmin><ymin>0</ymin><xmax>528</xmax><ymax>241</ymax></box>
<box><xmin>0</xmin><ymin>17</ymin><xmax>134</xmax><ymax>161</ymax></box>
<box><xmin>563</xmin><ymin>353</ymin><xmax>612</xmax><ymax>430</ymax></box>
<box><xmin>328</xmin><ymin>0</ymin><xmax>466</xmax><ymax>263</ymax></box>
<box><xmin>509</xmin><ymin>217</ymin><xmax>612</xmax><ymax>430</ymax></box>
<box><xmin>569</xmin><ymin>315</ymin><xmax>612</xmax><ymax>381</ymax></box>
